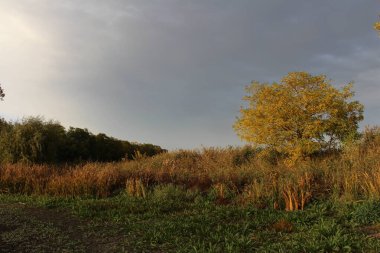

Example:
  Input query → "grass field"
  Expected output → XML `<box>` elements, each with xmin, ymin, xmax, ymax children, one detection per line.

<box><xmin>2</xmin><ymin>192</ymin><xmax>380</xmax><ymax>252</ymax></box>
<box><xmin>1</xmin><ymin>127</ymin><xmax>380</xmax><ymax>252</ymax></box>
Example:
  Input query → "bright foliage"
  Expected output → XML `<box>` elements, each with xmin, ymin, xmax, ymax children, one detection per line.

<box><xmin>374</xmin><ymin>21</ymin><xmax>380</xmax><ymax>32</ymax></box>
<box><xmin>234</xmin><ymin>72</ymin><xmax>364</xmax><ymax>162</ymax></box>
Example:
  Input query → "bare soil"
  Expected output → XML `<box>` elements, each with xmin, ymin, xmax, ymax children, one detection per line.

<box><xmin>0</xmin><ymin>203</ymin><xmax>126</xmax><ymax>253</ymax></box>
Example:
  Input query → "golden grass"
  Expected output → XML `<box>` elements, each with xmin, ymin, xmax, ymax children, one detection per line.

<box><xmin>0</xmin><ymin>163</ymin><xmax>125</xmax><ymax>197</ymax></box>
<box><xmin>0</xmin><ymin>127</ymin><xmax>379</xmax><ymax>210</ymax></box>
<box><xmin>125</xmin><ymin>178</ymin><xmax>146</xmax><ymax>198</ymax></box>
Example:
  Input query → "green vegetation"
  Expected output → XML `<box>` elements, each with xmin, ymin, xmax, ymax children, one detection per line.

<box><xmin>2</xmin><ymin>190</ymin><xmax>380</xmax><ymax>252</ymax></box>
<box><xmin>0</xmin><ymin>83</ymin><xmax>4</xmax><ymax>101</ymax></box>
<box><xmin>0</xmin><ymin>126</ymin><xmax>380</xmax><ymax>251</ymax></box>
<box><xmin>0</xmin><ymin>117</ymin><xmax>166</xmax><ymax>164</ymax></box>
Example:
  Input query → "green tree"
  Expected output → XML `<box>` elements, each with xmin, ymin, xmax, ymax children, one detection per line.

<box><xmin>12</xmin><ymin>117</ymin><xmax>45</xmax><ymax>163</ymax></box>
<box><xmin>0</xmin><ymin>118</ymin><xmax>13</xmax><ymax>163</ymax></box>
<box><xmin>0</xmin><ymin>84</ymin><xmax>4</xmax><ymax>100</ymax></box>
<box><xmin>64</xmin><ymin>127</ymin><xmax>95</xmax><ymax>162</ymax></box>
<box><xmin>0</xmin><ymin>115</ymin><xmax>166</xmax><ymax>164</ymax></box>
<box><xmin>9</xmin><ymin>117</ymin><xmax>66</xmax><ymax>164</ymax></box>
<box><xmin>41</xmin><ymin>121</ymin><xmax>66</xmax><ymax>163</ymax></box>
<box><xmin>234</xmin><ymin>72</ymin><xmax>364</xmax><ymax>164</ymax></box>
<box><xmin>93</xmin><ymin>133</ymin><xmax>125</xmax><ymax>161</ymax></box>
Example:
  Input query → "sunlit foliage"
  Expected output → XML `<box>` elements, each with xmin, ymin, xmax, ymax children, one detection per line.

<box><xmin>234</xmin><ymin>72</ymin><xmax>364</xmax><ymax>163</ymax></box>
<box><xmin>374</xmin><ymin>21</ymin><xmax>380</xmax><ymax>32</ymax></box>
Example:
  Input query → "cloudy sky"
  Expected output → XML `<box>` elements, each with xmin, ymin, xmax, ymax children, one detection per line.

<box><xmin>0</xmin><ymin>0</ymin><xmax>379</xmax><ymax>150</ymax></box>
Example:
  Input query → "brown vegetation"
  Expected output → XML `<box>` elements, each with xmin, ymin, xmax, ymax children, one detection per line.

<box><xmin>0</xmin><ymin>127</ymin><xmax>379</xmax><ymax>211</ymax></box>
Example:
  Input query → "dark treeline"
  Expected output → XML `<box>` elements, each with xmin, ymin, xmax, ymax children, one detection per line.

<box><xmin>0</xmin><ymin>117</ymin><xmax>166</xmax><ymax>164</ymax></box>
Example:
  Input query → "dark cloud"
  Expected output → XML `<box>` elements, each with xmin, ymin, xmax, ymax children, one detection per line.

<box><xmin>0</xmin><ymin>0</ymin><xmax>379</xmax><ymax>149</ymax></box>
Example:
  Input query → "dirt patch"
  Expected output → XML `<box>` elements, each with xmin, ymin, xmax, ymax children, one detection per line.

<box><xmin>0</xmin><ymin>203</ymin><xmax>126</xmax><ymax>253</ymax></box>
<box><xmin>358</xmin><ymin>224</ymin><xmax>380</xmax><ymax>239</ymax></box>
<box><xmin>0</xmin><ymin>224</ymin><xmax>17</xmax><ymax>233</ymax></box>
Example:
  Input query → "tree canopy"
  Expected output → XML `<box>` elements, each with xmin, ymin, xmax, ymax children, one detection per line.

<box><xmin>234</xmin><ymin>72</ymin><xmax>364</xmax><ymax>163</ymax></box>
<box><xmin>0</xmin><ymin>86</ymin><xmax>165</xmax><ymax>164</ymax></box>
<box><xmin>375</xmin><ymin>21</ymin><xmax>380</xmax><ymax>33</ymax></box>
<box><xmin>0</xmin><ymin>84</ymin><xmax>4</xmax><ymax>100</ymax></box>
<box><xmin>0</xmin><ymin>117</ymin><xmax>166</xmax><ymax>164</ymax></box>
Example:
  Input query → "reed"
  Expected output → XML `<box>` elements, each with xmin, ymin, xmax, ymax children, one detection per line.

<box><xmin>0</xmin><ymin>128</ymin><xmax>379</xmax><ymax>210</ymax></box>
<box><xmin>125</xmin><ymin>178</ymin><xmax>146</xmax><ymax>198</ymax></box>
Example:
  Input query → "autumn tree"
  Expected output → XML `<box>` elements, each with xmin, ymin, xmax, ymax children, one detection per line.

<box><xmin>234</xmin><ymin>72</ymin><xmax>364</xmax><ymax>164</ymax></box>
<box><xmin>375</xmin><ymin>22</ymin><xmax>380</xmax><ymax>31</ymax></box>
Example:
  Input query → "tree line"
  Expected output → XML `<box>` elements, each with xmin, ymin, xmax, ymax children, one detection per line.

<box><xmin>0</xmin><ymin>117</ymin><xmax>166</xmax><ymax>164</ymax></box>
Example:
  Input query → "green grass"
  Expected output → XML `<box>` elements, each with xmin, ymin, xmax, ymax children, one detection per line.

<box><xmin>2</xmin><ymin>185</ymin><xmax>380</xmax><ymax>252</ymax></box>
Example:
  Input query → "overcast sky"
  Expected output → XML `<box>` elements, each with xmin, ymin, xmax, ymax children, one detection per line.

<box><xmin>0</xmin><ymin>0</ymin><xmax>379</xmax><ymax>150</ymax></box>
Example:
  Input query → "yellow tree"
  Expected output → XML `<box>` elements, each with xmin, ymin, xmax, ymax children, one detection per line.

<box><xmin>375</xmin><ymin>21</ymin><xmax>380</xmax><ymax>33</ymax></box>
<box><xmin>375</xmin><ymin>13</ymin><xmax>380</xmax><ymax>33</ymax></box>
<box><xmin>234</xmin><ymin>72</ymin><xmax>364</xmax><ymax>163</ymax></box>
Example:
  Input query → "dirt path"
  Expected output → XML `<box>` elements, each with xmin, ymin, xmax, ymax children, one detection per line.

<box><xmin>0</xmin><ymin>203</ymin><xmax>126</xmax><ymax>253</ymax></box>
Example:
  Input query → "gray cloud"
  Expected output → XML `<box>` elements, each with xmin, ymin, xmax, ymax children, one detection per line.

<box><xmin>0</xmin><ymin>0</ymin><xmax>379</xmax><ymax>149</ymax></box>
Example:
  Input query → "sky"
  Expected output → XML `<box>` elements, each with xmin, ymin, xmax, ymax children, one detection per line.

<box><xmin>0</xmin><ymin>0</ymin><xmax>379</xmax><ymax>150</ymax></box>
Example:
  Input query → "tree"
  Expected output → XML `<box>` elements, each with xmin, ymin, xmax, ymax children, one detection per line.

<box><xmin>0</xmin><ymin>118</ymin><xmax>13</xmax><ymax>163</ymax></box>
<box><xmin>13</xmin><ymin>117</ymin><xmax>46</xmax><ymax>163</ymax></box>
<box><xmin>375</xmin><ymin>21</ymin><xmax>380</xmax><ymax>33</ymax></box>
<box><xmin>64</xmin><ymin>127</ymin><xmax>95</xmax><ymax>162</ymax></box>
<box><xmin>233</xmin><ymin>72</ymin><xmax>364</xmax><ymax>163</ymax></box>
<box><xmin>0</xmin><ymin>84</ymin><xmax>4</xmax><ymax>100</ymax></box>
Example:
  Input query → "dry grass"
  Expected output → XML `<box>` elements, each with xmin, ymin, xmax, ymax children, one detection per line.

<box><xmin>1</xmin><ymin>127</ymin><xmax>380</xmax><ymax>210</ymax></box>
<box><xmin>0</xmin><ymin>163</ymin><xmax>125</xmax><ymax>197</ymax></box>
<box><xmin>125</xmin><ymin>178</ymin><xmax>146</xmax><ymax>198</ymax></box>
<box><xmin>271</xmin><ymin>219</ymin><xmax>294</xmax><ymax>233</ymax></box>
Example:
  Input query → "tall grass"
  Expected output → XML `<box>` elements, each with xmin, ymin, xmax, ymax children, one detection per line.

<box><xmin>0</xmin><ymin>163</ymin><xmax>125</xmax><ymax>197</ymax></box>
<box><xmin>1</xmin><ymin>127</ymin><xmax>379</xmax><ymax>210</ymax></box>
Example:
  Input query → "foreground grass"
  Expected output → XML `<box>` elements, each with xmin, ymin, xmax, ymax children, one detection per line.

<box><xmin>2</xmin><ymin>190</ymin><xmax>380</xmax><ymax>252</ymax></box>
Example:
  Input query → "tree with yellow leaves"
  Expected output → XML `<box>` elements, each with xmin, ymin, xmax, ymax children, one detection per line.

<box><xmin>374</xmin><ymin>21</ymin><xmax>380</xmax><ymax>33</ymax></box>
<box><xmin>234</xmin><ymin>72</ymin><xmax>364</xmax><ymax>164</ymax></box>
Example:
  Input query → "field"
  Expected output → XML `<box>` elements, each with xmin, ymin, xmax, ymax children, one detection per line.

<box><xmin>2</xmin><ymin>192</ymin><xmax>380</xmax><ymax>252</ymax></box>
<box><xmin>1</xmin><ymin>128</ymin><xmax>380</xmax><ymax>252</ymax></box>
